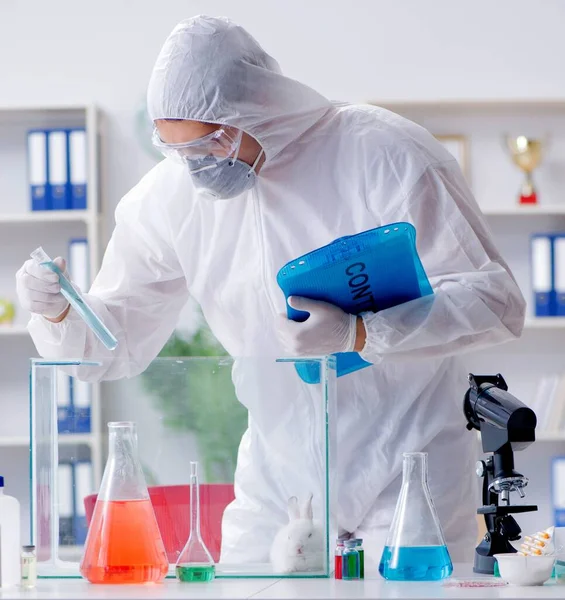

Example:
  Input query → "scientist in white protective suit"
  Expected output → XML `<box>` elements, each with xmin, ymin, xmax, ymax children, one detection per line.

<box><xmin>16</xmin><ymin>15</ymin><xmax>526</xmax><ymax>567</ymax></box>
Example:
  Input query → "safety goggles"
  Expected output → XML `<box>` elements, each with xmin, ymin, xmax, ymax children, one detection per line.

<box><xmin>152</xmin><ymin>126</ymin><xmax>243</xmax><ymax>169</ymax></box>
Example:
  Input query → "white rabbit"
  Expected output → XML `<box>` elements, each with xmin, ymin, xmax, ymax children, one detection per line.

<box><xmin>269</xmin><ymin>493</ymin><xmax>325</xmax><ymax>574</ymax></box>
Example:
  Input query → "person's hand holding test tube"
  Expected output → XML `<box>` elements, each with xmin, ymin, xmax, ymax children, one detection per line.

<box><xmin>28</xmin><ymin>247</ymin><xmax>118</xmax><ymax>351</ymax></box>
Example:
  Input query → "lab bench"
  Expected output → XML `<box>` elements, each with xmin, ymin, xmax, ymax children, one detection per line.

<box><xmin>1</xmin><ymin>565</ymin><xmax>564</xmax><ymax>599</ymax></box>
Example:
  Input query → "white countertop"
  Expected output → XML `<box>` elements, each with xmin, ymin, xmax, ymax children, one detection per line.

<box><xmin>0</xmin><ymin>564</ymin><xmax>564</xmax><ymax>599</ymax></box>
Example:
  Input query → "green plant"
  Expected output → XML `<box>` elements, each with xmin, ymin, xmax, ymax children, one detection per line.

<box><xmin>142</xmin><ymin>321</ymin><xmax>248</xmax><ymax>483</ymax></box>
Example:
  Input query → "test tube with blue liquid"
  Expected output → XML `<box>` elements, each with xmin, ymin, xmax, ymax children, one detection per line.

<box><xmin>378</xmin><ymin>452</ymin><xmax>453</xmax><ymax>581</ymax></box>
<box><xmin>30</xmin><ymin>247</ymin><xmax>118</xmax><ymax>351</ymax></box>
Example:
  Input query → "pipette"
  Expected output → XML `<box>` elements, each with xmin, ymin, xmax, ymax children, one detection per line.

<box><xmin>30</xmin><ymin>247</ymin><xmax>118</xmax><ymax>351</ymax></box>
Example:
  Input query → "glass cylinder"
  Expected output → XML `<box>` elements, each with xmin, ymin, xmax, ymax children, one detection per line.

<box><xmin>79</xmin><ymin>422</ymin><xmax>169</xmax><ymax>584</ymax></box>
<box><xmin>379</xmin><ymin>452</ymin><xmax>453</xmax><ymax>581</ymax></box>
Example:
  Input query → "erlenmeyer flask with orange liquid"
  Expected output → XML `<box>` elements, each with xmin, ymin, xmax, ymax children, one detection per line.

<box><xmin>79</xmin><ymin>422</ymin><xmax>169</xmax><ymax>584</ymax></box>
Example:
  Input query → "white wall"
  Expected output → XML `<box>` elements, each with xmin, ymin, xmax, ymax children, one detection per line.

<box><xmin>2</xmin><ymin>0</ymin><xmax>565</xmax><ymax>547</ymax></box>
<box><xmin>2</xmin><ymin>0</ymin><xmax>565</xmax><ymax>227</ymax></box>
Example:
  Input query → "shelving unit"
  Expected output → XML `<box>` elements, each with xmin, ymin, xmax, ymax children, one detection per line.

<box><xmin>0</xmin><ymin>325</ymin><xmax>30</xmax><ymax>336</ymax></box>
<box><xmin>377</xmin><ymin>99</ymin><xmax>565</xmax><ymax>123</ymax></box>
<box><xmin>524</xmin><ymin>318</ymin><xmax>565</xmax><ymax>329</ymax></box>
<box><xmin>536</xmin><ymin>432</ymin><xmax>565</xmax><ymax>442</ymax></box>
<box><xmin>0</xmin><ymin>433</ymin><xmax>95</xmax><ymax>447</ymax></box>
<box><xmin>482</xmin><ymin>206</ymin><xmax>565</xmax><ymax>216</ymax></box>
<box><xmin>0</xmin><ymin>210</ymin><xmax>93</xmax><ymax>223</ymax></box>
<box><xmin>376</xmin><ymin>99</ymin><xmax>565</xmax><ymax>331</ymax></box>
<box><xmin>0</xmin><ymin>105</ymin><xmax>104</xmax><ymax>545</ymax></box>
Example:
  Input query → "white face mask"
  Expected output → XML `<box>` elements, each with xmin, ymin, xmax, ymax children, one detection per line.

<box><xmin>188</xmin><ymin>142</ymin><xmax>264</xmax><ymax>200</ymax></box>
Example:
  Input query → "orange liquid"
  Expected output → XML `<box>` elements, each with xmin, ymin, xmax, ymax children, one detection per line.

<box><xmin>80</xmin><ymin>499</ymin><xmax>169</xmax><ymax>584</ymax></box>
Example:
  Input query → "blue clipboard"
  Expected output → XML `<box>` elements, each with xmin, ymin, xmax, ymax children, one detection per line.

<box><xmin>276</xmin><ymin>222</ymin><xmax>433</xmax><ymax>384</ymax></box>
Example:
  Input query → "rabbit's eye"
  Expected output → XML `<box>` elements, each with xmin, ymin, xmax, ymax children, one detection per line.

<box><xmin>308</xmin><ymin>533</ymin><xmax>312</xmax><ymax>538</ymax></box>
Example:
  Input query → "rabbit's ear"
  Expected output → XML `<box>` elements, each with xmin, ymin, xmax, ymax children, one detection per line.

<box><xmin>302</xmin><ymin>493</ymin><xmax>313</xmax><ymax>520</ymax></box>
<box><xmin>288</xmin><ymin>496</ymin><xmax>300</xmax><ymax>520</ymax></box>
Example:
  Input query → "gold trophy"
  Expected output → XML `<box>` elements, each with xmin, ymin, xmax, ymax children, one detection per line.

<box><xmin>506</xmin><ymin>136</ymin><xmax>543</xmax><ymax>205</ymax></box>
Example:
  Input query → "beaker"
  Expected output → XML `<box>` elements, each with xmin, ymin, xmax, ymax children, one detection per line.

<box><xmin>378</xmin><ymin>452</ymin><xmax>453</xmax><ymax>581</ymax></box>
<box><xmin>79</xmin><ymin>422</ymin><xmax>169</xmax><ymax>584</ymax></box>
<box><xmin>175</xmin><ymin>462</ymin><xmax>215</xmax><ymax>582</ymax></box>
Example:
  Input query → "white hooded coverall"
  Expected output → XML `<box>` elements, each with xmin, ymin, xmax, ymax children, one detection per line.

<box><xmin>28</xmin><ymin>16</ymin><xmax>525</xmax><ymax>566</ymax></box>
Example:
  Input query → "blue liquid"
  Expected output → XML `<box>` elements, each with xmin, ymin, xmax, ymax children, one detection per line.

<box><xmin>378</xmin><ymin>545</ymin><xmax>453</xmax><ymax>581</ymax></box>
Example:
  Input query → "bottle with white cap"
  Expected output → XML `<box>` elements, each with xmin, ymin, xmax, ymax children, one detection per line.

<box><xmin>0</xmin><ymin>476</ymin><xmax>21</xmax><ymax>588</ymax></box>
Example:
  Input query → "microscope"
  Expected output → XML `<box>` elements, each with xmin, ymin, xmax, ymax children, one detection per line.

<box><xmin>464</xmin><ymin>373</ymin><xmax>538</xmax><ymax>575</ymax></box>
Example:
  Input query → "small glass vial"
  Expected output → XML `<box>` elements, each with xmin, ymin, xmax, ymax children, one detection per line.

<box><xmin>20</xmin><ymin>545</ymin><xmax>36</xmax><ymax>589</ymax></box>
<box><xmin>334</xmin><ymin>539</ymin><xmax>344</xmax><ymax>579</ymax></box>
<box><xmin>355</xmin><ymin>538</ymin><xmax>364</xmax><ymax>579</ymax></box>
<box><xmin>342</xmin><ymin>540</ymin><xmax>360</xmax><ymax>580</ymax></box>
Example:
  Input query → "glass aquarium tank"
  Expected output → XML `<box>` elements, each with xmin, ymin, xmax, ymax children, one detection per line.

<box><xmin>29</xmin><ymin>355</ymin><xmax>336</xmax><ymax>579</ymax></box>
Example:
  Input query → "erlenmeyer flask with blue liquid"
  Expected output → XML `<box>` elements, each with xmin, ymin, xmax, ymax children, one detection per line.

<box><xmin>379</xmin><ymin>452</ymin><xmax>453</xmax><ymax>581</ymax></box>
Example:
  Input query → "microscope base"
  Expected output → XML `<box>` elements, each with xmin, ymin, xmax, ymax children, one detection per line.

<box><xmin>472</xmin><ymin>526</ymin><xmax>524</xmax><ymax>575</ymax></box>
<box><xmin>474</xmin><ymin>553</ymin><xmax>498</xmax><ymax>575</ymax></box>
